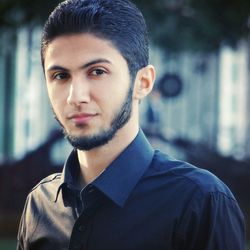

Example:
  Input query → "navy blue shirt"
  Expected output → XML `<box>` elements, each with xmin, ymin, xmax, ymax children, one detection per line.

<box><xmin>17</xmin><ymin>130</ymin><xmax>245</xmax><ymax>250</ymax></box>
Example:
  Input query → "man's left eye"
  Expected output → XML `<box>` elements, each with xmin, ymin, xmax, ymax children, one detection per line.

<box><xmin>91</xmin><ymin>69</ymin><xmax>106</xmax><ymax>76</ymax></box>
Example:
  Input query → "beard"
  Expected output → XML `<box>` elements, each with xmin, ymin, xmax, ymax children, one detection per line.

<box><xmin>54</xmin><ymin>86</ymin><xmax>133</xmax><ymax>151</ymax></box>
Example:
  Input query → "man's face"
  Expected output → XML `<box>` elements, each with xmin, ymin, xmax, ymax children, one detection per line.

<box><xmin>44</xmin><ymin>33</ymin><xmax>133</xmax><ymax>150</ymax></box>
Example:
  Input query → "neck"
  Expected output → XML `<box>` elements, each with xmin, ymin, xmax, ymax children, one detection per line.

<box><xmin>77</xmin><ymin>118</ymin><xmax>139</xmax><ymax>186</ymax></box>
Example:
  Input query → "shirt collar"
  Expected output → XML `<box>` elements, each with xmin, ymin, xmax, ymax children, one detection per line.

<box><xmin>92</xmin><ymin>129</ymin><xmax>154</xmax><ymax>207</ymax></box>
<box><xmin>54</xmin><ymin>149</ymin><xmax>80</xmax><ymax>202</ymax></box>
<box><xmin>55</xmin><ymin>129</ymin><xmax>154</xmax><ymax>206</ymax></box>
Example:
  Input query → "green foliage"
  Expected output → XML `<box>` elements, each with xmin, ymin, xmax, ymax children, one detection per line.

<box><xmin>0</xmin><ymin>0</ymin><xmax>60</xmax><ymax>27</ymax></box>
<box><xmin>134</xmin><ymin>0</ymin><xmax>250</xmax><ymax>52</ymax></box>
<box><xmin>0</xmin><ymin>0</ymin><xmax>249</xmax><ymax>52</ymax></box>
<box><xmin>0</xmin><ymin>238</ymin><xmax>16</xmax><ymax>250</ymax></box>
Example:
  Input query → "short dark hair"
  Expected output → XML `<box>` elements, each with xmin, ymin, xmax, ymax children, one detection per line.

<box><xmin>41</xmin><ymin>0</ymin><xmax>149</xmax><ymax>80</ymax></box>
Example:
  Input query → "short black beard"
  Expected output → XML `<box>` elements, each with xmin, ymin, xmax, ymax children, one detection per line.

<box><xmin>60</xmin><ymin>86</ymin><xmax>133</xmax><ymax>151</ymax></box>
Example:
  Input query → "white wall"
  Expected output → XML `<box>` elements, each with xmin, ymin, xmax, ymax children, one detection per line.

<box><xmin>217</xmin><ymin>41</ymin><xmax>249</xmax><ymax>159</ymax></box>
<box><xmin>13</xmin><ymin>27</ymin><xmax>55</xmax><ymax>160</ymax></box>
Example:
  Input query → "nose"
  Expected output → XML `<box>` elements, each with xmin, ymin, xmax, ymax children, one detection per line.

<box><xmin>67</xmin><ymin>77</ymin><xmax>90</xmax><ymax>106</ymax></box>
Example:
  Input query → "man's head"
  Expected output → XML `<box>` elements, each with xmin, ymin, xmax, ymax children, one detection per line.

<box><xmin>42</xmin><ymin>0</ymin><xmax>155</xmax><ymax>151</ymax></box>
<box><xmin>41</xmin><ymin>0</ymin><xmax>149</xmax><ymax>81</ymax></box>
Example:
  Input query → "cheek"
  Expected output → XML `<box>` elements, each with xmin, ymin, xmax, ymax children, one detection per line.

<box><xmin>47</xmin><ymin>87</ymin><xmax>66</xmax><ymax>116</ymax></box>
<box><xmin>47</xmin><ymin>84</ymin><xmax>67</xmax><ymax>103</ymax></box>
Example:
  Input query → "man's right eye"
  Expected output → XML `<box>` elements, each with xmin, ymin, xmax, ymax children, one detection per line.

<box><xmin>53</xmin><ymin>72</ymin><xmax>69</xmax><ymax>80</ymax></box>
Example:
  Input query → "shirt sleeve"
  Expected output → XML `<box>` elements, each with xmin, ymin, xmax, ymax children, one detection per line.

<box><xmin>16</xmin><ymin>193</ymin><xmax>40</xmax><ymax>250</ymax></box>
<box><xmin>175</xmin><ymin>190</ymin><xmax>246</xmax><ymax>250</ymax></box>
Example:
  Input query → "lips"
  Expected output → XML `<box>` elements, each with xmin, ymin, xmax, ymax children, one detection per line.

<box><xmin>68</xmin><ymin>112</ymin><xmax>97</xmax><ymax>124</ymax></box>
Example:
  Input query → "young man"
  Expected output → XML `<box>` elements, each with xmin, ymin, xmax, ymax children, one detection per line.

<box><xmin>17</xmin><ymin>0</ymin><xmax>245</xmax><ymax>249</ymax></box>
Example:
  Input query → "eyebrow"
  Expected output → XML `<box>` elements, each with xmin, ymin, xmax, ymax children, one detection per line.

<box><xmin>47</xmin><ymin>58</ymin><xmax>112</xmax><ymax>72</ymax></box>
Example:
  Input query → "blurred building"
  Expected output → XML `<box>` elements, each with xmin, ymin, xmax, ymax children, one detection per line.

<box><xmin>0</xmin><ymin>26</ymin><xmax>250</xmax><ymax>165</ymax></box>
<box><xmin>148</xmin><ymin>41</ymin><xmax>250</xmax><ymax>160</ymax></box>
<box><xmin>0</xmin><ymin>27</ymin><xmax>57</xmax><ymax>163</ymax></box>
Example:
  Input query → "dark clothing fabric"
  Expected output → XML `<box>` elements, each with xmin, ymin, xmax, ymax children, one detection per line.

<box><xmin>17</xmin><ymin>130</ymin><xmax>245</xmax><ymax>250</ymax></box>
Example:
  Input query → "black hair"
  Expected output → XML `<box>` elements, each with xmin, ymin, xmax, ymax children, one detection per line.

<box><xmin>41</xmin><ymin>0</ymin><xmax>149</xmax><ymax>80</ymax></box>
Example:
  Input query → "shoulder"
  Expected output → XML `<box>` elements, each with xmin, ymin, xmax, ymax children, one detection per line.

<box><xmin>27</xmin><ymin>172</ymin><xmax>62</xmax><ymax>202</ymax></box>
<box><xmin>21</xmin><ymin>173</ymin><xmax>62</xmax><ymax>222</ymax></box>
<box><xmin>149</xmin><ymin>150</ymin><xmax>235</xmax><ymax>199</ymax></box>
<box><xmin>18</xmin><ymin>173</ymin><xmax>62</xmax><ymax>243</ymax></box>
<box><xmin>32</xmin><ymin>172</ymin><xmax>62</xmax><ymax>191</ymax></box>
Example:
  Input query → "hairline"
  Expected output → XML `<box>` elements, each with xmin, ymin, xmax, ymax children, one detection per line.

<box><xmin>41</xmin><ymin>31</ymin><xmax>141</xmax><ymax>81</ymax></box>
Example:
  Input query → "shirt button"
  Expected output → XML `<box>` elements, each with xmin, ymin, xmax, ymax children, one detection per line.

<box><xmin>78</xmin><ymin>225</ymin><xmax>86</xmax><ymax>232</ymax></box>
<box><xmin>88</xmin><ymin>188</ymin><xmax>94</xmax><ymax>194</ymax></box>
<box><xmin>72</xmin><ymin>244</ymin><xmax>81</xmax><ymax>250</ymax></box>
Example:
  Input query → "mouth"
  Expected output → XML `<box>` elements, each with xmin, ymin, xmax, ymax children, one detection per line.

<box><xmin>67</xmin><ymin>112</ymin><xmax>98</xmax><ymax>125</ymax></box>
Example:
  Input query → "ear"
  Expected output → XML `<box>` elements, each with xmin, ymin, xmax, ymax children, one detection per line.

<box><xmin>133</xmin><ymin>65</ymin><xmax>156</xmax><ymax>101</ymax></box>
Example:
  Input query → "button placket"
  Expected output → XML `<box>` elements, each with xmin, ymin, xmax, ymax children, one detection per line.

<box><xmin>69</xmin><ymin>186</ymin><xmax>102</xmax><ymax>250</ymax></box>
<box><xmin>69</xmin><ymin>215</ymin><xmax>89</xmax><ymax>250</ymax></box>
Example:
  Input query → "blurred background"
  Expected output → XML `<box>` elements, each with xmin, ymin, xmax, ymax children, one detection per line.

<box><xmin>0</xmin><ymin>0</ymin><xmax>250</xmax><ymax>249</ymax></box>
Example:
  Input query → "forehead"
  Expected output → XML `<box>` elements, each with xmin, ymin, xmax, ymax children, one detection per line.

<box><xmin>43</xmin><ymin>33</ymin><xmax>127</xmax><ymax>69</ymax></box>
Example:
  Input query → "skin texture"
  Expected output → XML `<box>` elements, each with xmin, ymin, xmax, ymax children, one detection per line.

<box><xmin>44</xmin><ymin>33</ymin><xmax>155</xmax><ymax>186</ymax></box>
